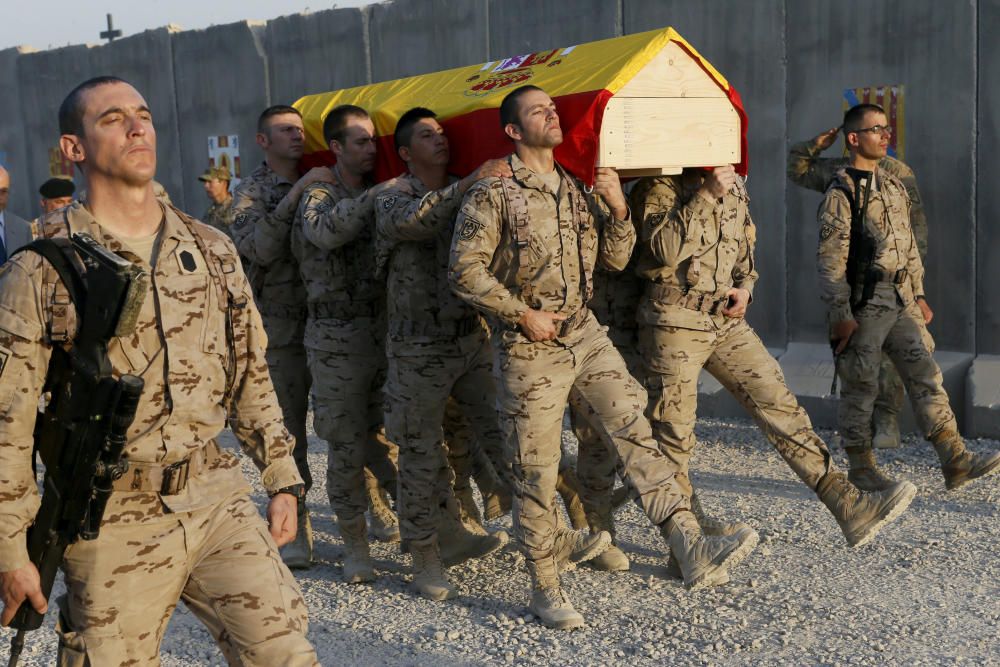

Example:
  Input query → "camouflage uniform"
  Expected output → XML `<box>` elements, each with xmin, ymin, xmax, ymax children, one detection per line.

<box><xmin>203</xmin><ymin>195</ymin><xmax>235</xmax><ymax>238</ymax></box>
<box><xmin>634</xmin><ymin>172</ymin><xmax>837</xmax><ymax>497</ymax></box>
<box><xmin>449</xmin><ymin>154</ymin><xmax>693</xmax><ymax>565</ymax></box>
<box><xmin>788</xmin><ymin>141</ymin><xmax>929</xmax><ymax>439</ymax></box>
<box><xmin>293</xmin><ymin>177</ymin><xmax>394</xmax><ymax>521</ymax></box>
<box><xmin>231</xmin><ymin>162</ymin><xmax>311</xmax><ymax>491</ymax></box>
<box><xmin>375</xmin><ymin>172</ymin><xmax>505</xmax><ymax>543</ymax></box>
<box><xmin>0</xmin><ymin>202</ymin><xmax>316</xmax><ymax>665</ymax></box>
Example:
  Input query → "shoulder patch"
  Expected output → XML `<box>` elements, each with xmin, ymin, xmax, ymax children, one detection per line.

<box><xmin>234</xmin><ymin>213</ymin><xmax>250</xmax><ymax>229</ymax></box>
<box><xmin>380</xmin><ymin>194</ymin><xmax>397</xmax><ymax>211</ymax></box>
<box><xmin>820</xmin><ymin>222</ymin><xmax>837</xmax><ymax>241</ymax></box>
<box><xmin>458</xmin><ymin>218</ymin><xmax>483</xmax><ymax>241</ymax></box>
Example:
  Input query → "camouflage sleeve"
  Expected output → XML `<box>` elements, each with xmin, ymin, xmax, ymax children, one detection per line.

<box><xmin>376</xmin><ymin>182</ymin><xmax>462</xmax><ymax>243</ymax></box>
<box><xmin>733</xmin><ymin>197</ymin><xmax>758</xmax><ymax>297</ymax></box>
<box><xmin>0</xmin><ymin>257</ymin><xmax>50</xmax><ymax>570</ymax></box>
<box><xmin>787</xmin><ymin>140</ymin><xmax>839</xmax><ymax>194</ymax></box>
<box><xmin>223</xmin><ymin>244</ymin><xmax>302</xmax><ymax>494</ymax></box>
<box><xmin>640</xmin><ymin>176</ymin><xmax>718</xmax><ymax>272</ymax></box>
<box><xmin>817</xmin><ymin>190</ymin><xmax>855</xmax><ymax>323</ymax></box>
<box><xmin>899</xmin><ymin>193</ymin><xmax>926</xmax><ymax>298</ymax></box>
<box><xmin>588</xmin><ymin>190</ymin><xmax>635</xmax><ymax>272</ymax></box>
<box><xmin>298</xmin><ymin>183</ymin><xmax>370</xmax><ymax>251</ymax></box>
<box><xmin>230</xmin><ymin>179</ymin><xmax>298</xmax><ymax>266</ymax></box>
<box><xmin>889</xmin><ymin>160</ymin><xmax>929</xmax><ymax>260</ymax></box>
<box><xmin>449</xmin><ymin>181</ymin><xmax>529</xmax><ymax>327</ymax></box>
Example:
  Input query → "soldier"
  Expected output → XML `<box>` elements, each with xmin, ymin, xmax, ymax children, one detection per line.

<box><xmin>632</xmin><ymin>162</ymin><xmax>916</xmax><ymax>560</ymax></box>
<box><xmin>0</xmin><ymin>76</ymin><xmax>318</xmax><ymax>665</ymax></box>
<box><xmin>198</xmin><ymin>164</ymin><xmax>234</xmax><ymax>237</ymax></box>
<box><xmin>231</xmin><ymin>105</ymin><xmax>333</xmax><ymax>567</ymax></box>
<box><xmin>449</xmin><ymin>85</ymin><xmax>758</xmax><ymax>630</ymax></box>
<box><xmin>38</xmin><ymin>177</ymin><xmax>76</xmax><ymax>214</ymax></box>
<box><xmin>818</xmin><ymin>103</ymin><xmax>1000</xmax><ymax>492</ymax></box>
<box><xmin>292</xmin><ymin>104</ymin><xmax>400</xmax><ymax>581</ymax></box>
<box><xmin>0</xmin><ymin>166</ymin><xmax>34</xmax><ymax>260</ymax></box>
<box><xmin>788</xmin><ymin>124</ymin><xmax>929</xmax><ymax>452</ymax></box>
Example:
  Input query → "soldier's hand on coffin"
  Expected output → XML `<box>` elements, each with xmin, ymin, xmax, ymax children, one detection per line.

<box><xmin>831</xmin><ymin>318</ymin><xmax>859</xmax><ymax>355</ymax></box>
<box><xmin>0</xmin><ymin>564</ymin><xmax>47</xmax><ymax>626</ymax></box>
<box><xmin>722</xmin><ymin>287</ymin><xmax>751</xmax><ymax>319</ymax></box>
<box><xmin>518</xmin><ymin>308</ymin><xmax>567</xmax><ymax>342</ymax></box>
<box><xmin>460</xmin><ymin>159</ymin><xmax>513</xmax><ymax>194</ymax></box>
<box><xmin>290</xmin><ymin>167</ymin><xmax>337</xmax><ymax>204</ymax></box>
<box><xmin>370</xmin><ymin>176</ymin><xmax>414</xmax><ymax>198</ymax></box>
<box><xmin>592</xmin><ymin>168</ymin><xmax>628</xmax><ymax>219</ymax></box>
<box><xmin>699</xmin><ymin>165</ymin><xmax>737</xmax><ymax>201</ymax></box>
<box><xmin>813</xmin><ymin>126</ymin><xmax>841</xmax><ymax>151</ymax></box>
<box><xmin>917</xmin><ymin>296</ymin><xmax>934</xmax><ymax>324</ymax></box>
<box><xmin>266</xmin><ymin>492</ymin><xmax>299</xmax><ymax>548</ymax></box>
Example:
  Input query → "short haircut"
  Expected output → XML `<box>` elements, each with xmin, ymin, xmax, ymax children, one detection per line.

<box><xmin>257</xmin><ymin>105</ymin><xmax>301</xmax><ymax>134</ymax></box>
<box><xmin>394</xmin><ymin>107</ymin><xmax>437</xmax><ymax>152</ymax></box>
<box><xmin>59</xmin><ymin>76</ymin><xmax>131</xmax><ymax>136</ymax></box>
<box><xmin>499</xmin><ymin>85</ymin><xmax>545</xmax><ymax>129</ymax></box>
<box><xmin>842</xmin><ymin>103</ymin><xmax>886</xmax><ymax>138</ymax></box>
<box><xmin>323</xmin><ymin>104</ymin><xmax>369</xmax><ymax>145</ymax></box>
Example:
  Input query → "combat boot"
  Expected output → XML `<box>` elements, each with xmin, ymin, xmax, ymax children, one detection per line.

<box><xmin>482</xmin><ymin>489</ymin><xmax>512</xmax><ymax>521</ymax></box>
<box><xmin>454</xmin><ymin>484</ymin><xmax>484</xmax><ymax>528</ymax></box>
<box><xmin>931</xmin><ymin>431</ymin><xmax>1000</xmax><ymax>490</ymax></box>
<box><xmin>661</xmin><ymin>510</ymin><xmax>758</xmax><ymax>591</ymax></box>
<box><xmin>871</xmin><ymin>408</ymin><xmax>902</xmax><ymax>449</ymax></box>
<box><xmin>527</xmin><ymin>555</ymin><xmax>584</xmax><ymax>630</ymax></box>
<box><xmin>583</xmin><ymin>507</ymin><xmax>629</xmax><ymax>572</ymax></box>
<box><xmin>410</xmin><ymin>535</ymin><xmax>458</xmax><ymax>601</ymax></box>
<box><xmin>556</xmin><ymin>469</ymin><xmax>589</xmax><ymax>530</ymax></box>
<box><xmin>338</xmin><ymin>514</ymin><xmax>375</xmax><ymax>584</ymax></box>
<box><xmin>551</xmin><ymin>527</ymin><xmax>612</xmax><ymax>573</ymax></box>
<box><xmin>816</xmin><ymin>471</ymin><xmax>915</xmax><ymax>547</ymax></box>
<box><xmin>844</xmin><ymin>445</ymin><xmax>899</xmax><ymax>492</ymax></box>
<box><xmin>472</xmin><ymin>460</ymin><xmax>512</xmax><ymax>521</ymax></box>
<box><xmin>280</xmin><ymin>503</ymin><xmax>314</xmax><ymax>570</ymax></box>
<box><xmin>366</xmin><ymin>474</ymin><xmax>401</xmax><ymax>543</ymax></box>
<box><xmin>665</xmin><ymin>492</ymin><xmax>754</xmax><ymax>579</ymax></box>
<box><xmin>439</xmin><ymin>498</ymin><xmax>508</xmax><ymax>567</ymax></box>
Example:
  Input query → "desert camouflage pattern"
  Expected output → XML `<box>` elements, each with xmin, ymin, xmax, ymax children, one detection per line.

<box><xmin>634</xmin><ymin>173</ymin><xmax>833</xmax><ymax>495</ymax></box>
<box><xmin>450</xmin><ymin>154</ymin><xmax>692</xmax><ymax>562</ymax></box>
<box><xmin>0</xmin><ymin>201</ymin><xmax>312</xmax><ymax>663</ymax></box>
<box><xmin>230</xmin><ymin>161</ymin><xmax>311</xmax><ymax>490</ymax></box>
<box><xmin>818</xmin><ymin>170</ymin><xmax>958</xmax><ymax>448</ymax></box>
<box><xmin>294</xmin><ymin>176</ymin><xmax>394</xmax><ymax>520</ymax></box>
<box><xmin>202</xmin><ymin>195</ymin><xmax>235</xmax><ymax>238</ymax></box>
<box><xmin>376</xmin><ymin>172</ymin><xmax>505</xmax><ymax>541</ymax></box>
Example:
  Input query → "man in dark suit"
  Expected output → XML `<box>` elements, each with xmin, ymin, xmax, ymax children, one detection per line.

<box><xmin>0</xmin><ymin>166</ymin><xmax>35</xmax><ymax>262</ymax></box>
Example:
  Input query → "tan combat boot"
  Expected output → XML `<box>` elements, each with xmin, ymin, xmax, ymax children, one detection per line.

<box><xmin>665</xmin><ymin>492</ymin><xmax>754</xmax><ymax>579</ymax></box>
<box><xmin>439</xmin><ymin>498</ymin><xmax>508</xmax><ymax>567</ymax></box>
<box><xmin>454</xmin><ymin>484</ymin><xmax>484</xmax><ymax>528</ymax></box>
<box><xmin>583</xmin><ymin>507</ymin><xmax>629</xmax><ymax>572</ymax></box>
<box><xmin>844</xmin><ymin>445</ymin><xmax>899</xmax><ymax>492</ymax></box>
<box><xmin>816</xmin><ymin>471</ymin><xmax>916</xmax><ymax>547</ymax></box>
<box><xmin>280</xmin><ymin>503</ymin><xmax>314</xmax><ymax>570</ymax></box>
<box><xmin>556</xmin><ymin>469</ymin><xmax>589</xmax><ymax>530</ymax></box>
<box><xmin>871</xmin><ymin>408</ymin><xmax>902</xmax><ymax>449</ymax></box>
<box><xmin>410</xmin><ymin>535</ymin><xmax>458</xmax><ymax>601</ymax></box>
<box><xmin>338</xmin><ymin>514</ymin><xmax>376</xmax><ymax>584</ymax></box>
<box><xmin>366</xmin><ymin>473</ymin><xmax>401</xmax><ymax>543</ymax></box>
<box><xmin>527</xmin><ymin>555</ymin><xmax>584</xmax><ymax>630</ymax></box>
<box><xmin>551</xmin><ymin>527</ymin><xmax>612</xmax><ymax>573</ymax></box>
<box><xmin>931</xmin><ymin>431</ymin><xmax>1000</xmax><ymax>490</ymax></box>
<box><xmin>661</xmin><ymin>510</ymin><xmax>758</xmax><ymax>591</ymax></box>
<box><xmin>482</xmin><ymin>489</ymin><xmax>512</xmax><ymax>522</ymax></box>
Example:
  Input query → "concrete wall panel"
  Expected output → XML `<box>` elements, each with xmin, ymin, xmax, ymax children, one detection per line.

<box><xmin>171</xmin><ymin>21</ymin><xmax>269</xmax><ymax>217</ymax></box>
<box><xmin>266</xmin><ymin>8</ymin><xmax>369</xmax><ymax>105</ymax></box>
<box><xmin>0</xmin><ymin>47</ymin><xmax>35</xmax><ymax>218</ymax></box>
<box><xmin>785</xmin><ymin>0</ymin><xmax>976</xmax><ymax>351</ymax></box>
<box><xmin>624</xmin><ymin>0</ymin><xmax>788</xmax><ymax>346</ymax></box>
<box><xmin>369</xmin><ymin>0</ymin><xmax>488</xmax><ymax>81</ymax></box>
<box><xmin>487</xmin><ymin>0</ymin><xmax>620</xmax><ymax>59</ymax></box>
<box><xmin>977</xmin><ymin>1</ymin><xmax>999</xmax><ymax>354</ymax></box>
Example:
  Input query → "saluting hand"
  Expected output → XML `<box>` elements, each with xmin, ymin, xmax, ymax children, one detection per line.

<box><xmin>592</xmin><ymin>168</ymin><xmax>628</xmax><ymax>220</ymax></box>
<box><xmin>518</xmin><ymin>308</ymin><xmax>567</xmax><ymax>342</ymax></box>
<box><xmin>813</xmin><ymin>126</ymin><xmax>841</xmax><ymax>151</ymax></box>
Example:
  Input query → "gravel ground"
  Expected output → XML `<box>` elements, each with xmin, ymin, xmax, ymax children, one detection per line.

<box><xmin>3</xmin><ymin>416</ymin><xmax>998</xmax><ymax>666</ymax></box>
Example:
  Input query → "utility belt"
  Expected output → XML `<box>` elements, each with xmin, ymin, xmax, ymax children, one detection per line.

<box><xmin>258</xmin><ymin>301</ymin><xmax>307</xmax><ymax>321</ymax></box>
<box><xmin>647</xmin><ymin>283</ymin><xmax>730</xmax><ymax>315</ymax></box>
<box><xmin>112</xmin><ymin>440</ymin><xmax>226</xmax><ymax>496</ymax></box>
<box><xmin>390</xmin><ymin>315</ymin><xmax>481</xmax><ymax>338</ymax></box>
<box><xmin>307</xmin><ymin>299</ymin><xmax>380</xmax><ymax>320</ymax></box>
<box><xmin>871</xmin><ymin>268</ymin><xmax>908</xmax><ymax>285</ymax></box>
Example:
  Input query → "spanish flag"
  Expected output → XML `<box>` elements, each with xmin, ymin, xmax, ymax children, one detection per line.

<box><xmin>295</xmin><ymin>27</ymin><xmax>747</xmax><ymax>185</ymax></box>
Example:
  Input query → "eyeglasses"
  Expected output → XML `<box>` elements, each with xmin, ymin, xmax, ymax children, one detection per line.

<box><xmin>853</xmin><ymin>125</ymin><xmax>892</xmax><ymax>137</ymax></box>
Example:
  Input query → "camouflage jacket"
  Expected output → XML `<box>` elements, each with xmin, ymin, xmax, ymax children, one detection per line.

<box><xmin>292</xmin><ymin>177</ymin><xmax>384</xmax><ymax>352</ymax></box>
<box><xmin>632</xmin><ymin>172</ymin><xmax>757</xmax><ymax>331</ymax></box>
<box><xmin>787</xmin><ymin>140</ymin><xmax>928</xmax><ymax>259</ymax></box>
<box><xmin>230</xmin><ymin>162</ymin><xmax>306</xmax><ymax>347</ymax></box>
<box><xmin>202</xmin><ymin>195</ymin><xmax>234</xmax><ymax>238</ymax></box>
<box><xmin>377</xmin><ymin>172</ymin><xmax>482</xmax><ymax>342</ymax></box>
<box><xmin>450</xmin><ymin>153</ymin><xmax>634</xmax><ymax>343</ymax></box>
<box><xmin>0</xmin><ymin>202</ymin><xmax>301</xmax><ymax>570</ymax></box>
<box><xmin>817</xmin><ymin>168</ymin><xmax>925</xmax><ymax>324</ymax></box>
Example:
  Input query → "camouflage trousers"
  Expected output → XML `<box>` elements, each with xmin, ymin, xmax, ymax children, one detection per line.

<box><xmin>56</xmin><ymin>493</ymin><xmax>317</xmax><ymax>667</ymax></box>
<box><xmin>266</xmin><ymin>342</ymin><xmax>312</xmax><ymax>491</ymax></box>
<box><xmin>385</xmin><ymin>325</ymin><xmax>505</xmax><ymax>542</ymax></box>
<box><xmin>875</xmin><ymin>353</ymin><xmax>906</xmax><ymax>420</ymax></box>
<box><xmin>495</xmin><ymin>314</ymin><xmax>690</xmax><ymax>561</ymax></box>
<box><xmin>639</xmin><ymin>318</ymin><xmax>832</xmax><ymax>493</ymax></box>
<box><xmin>306</xmin><ymin>318</ymin><xmax>398</xmax><ymax>521</ymax></box>
<box><xmin>838</xmin><ymin>295</ymin><xmax>958</xmax><ymax>448</ymax></box>
<box><xmin>444</xmin><ymin>398</ymin><xmax>513</xmax><ymax>500</ymax></box>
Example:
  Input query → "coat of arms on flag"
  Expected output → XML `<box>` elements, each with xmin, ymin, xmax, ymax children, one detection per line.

<box><xmin>843</xmin><ymin>85</ymin><xmax>905</xmax><ymax>159</ymax></box>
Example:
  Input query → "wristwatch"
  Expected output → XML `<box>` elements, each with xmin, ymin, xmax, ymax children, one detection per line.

<box><xmin>269</xmin><ymin>484</ymin><xmax>305</xmax><ymax>504</ymax></box>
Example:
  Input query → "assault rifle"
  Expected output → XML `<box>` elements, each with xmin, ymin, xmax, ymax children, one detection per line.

<box><xmin>6</xmin><ymin>233</ymin><xmax>147</xmax><ymax>667</ymax></box>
